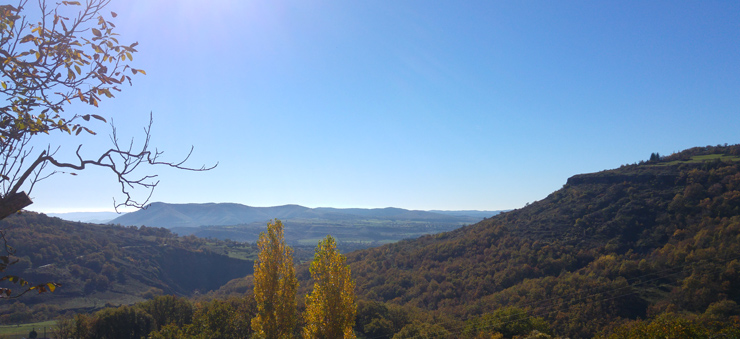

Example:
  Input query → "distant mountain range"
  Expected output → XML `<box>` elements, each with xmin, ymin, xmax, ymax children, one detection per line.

<box><xmin>108</xmin><ymin>202</ymin><xmax>503</xmax><ymax>229</ymax></box>
<box><xmin>47</xmin><ymin>211</ymin><xmax>123</xmax><ymax>224</ymax></box>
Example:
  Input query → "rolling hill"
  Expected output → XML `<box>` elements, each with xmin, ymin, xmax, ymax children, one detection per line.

<box><xmin>110</xmin><ymin>203</ymin><xmax>498</xmax><ymax>228</ymax></box>
<box><xmin>111</xmin><ymin>203</ymin><xmax>503</xmax><ymax>248</ymax></box>
<box><xmin>341</xmin><ymin>145</ymin><xmax>740</xmax><ymax>337</ymax></box>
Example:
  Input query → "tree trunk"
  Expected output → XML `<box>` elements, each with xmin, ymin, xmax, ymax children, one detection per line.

<box><xmin>0</xmin><ymin>192</ymin><xmax>32</xmax><ymax>220</ymax></box>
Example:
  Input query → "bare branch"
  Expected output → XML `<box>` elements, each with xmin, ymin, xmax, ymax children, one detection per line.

<box><xmin>36</xmin><ymin>114</ymin><xmax>217</xmax><ymax>209</ymax></box>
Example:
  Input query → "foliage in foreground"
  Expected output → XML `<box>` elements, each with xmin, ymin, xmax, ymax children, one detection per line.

<box><xmin>304</xmin><ymin>235</ymin><xmax>356</xmax><ymax>339</ymax></box>
<box><xmin>251</xmin><ymin>219</ymin><xmax>298</xmax><ymax>339</ymax></box>
<box><xmin>55</xmin><ymin>295</ymin><xmax>254</xmax><ymax>339</ymax></box>
<box><xmin>155</xmin><ymin>222</ymin><xmax>361</xmax><ymax>339</ymax></box>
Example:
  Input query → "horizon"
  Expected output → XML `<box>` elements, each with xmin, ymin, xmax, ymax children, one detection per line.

<box><xmin>19</xmin><ymin>1</ymin><xmax>740</xmax><ymax>214</ymax></box>
<box><xmin>36</xmin><ymin>202</ymin><xmax>510</xmax><ymax>215</ymax></box>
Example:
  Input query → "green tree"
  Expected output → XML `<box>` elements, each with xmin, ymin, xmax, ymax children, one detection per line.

<box><xmin>252</xmin><ymin>219</ymin><xmax>298</xmax><ymax>339</ymax></box>
<box><xmin>462</xmin><ymin>307</ymin><xmax>551</xmax><ymax>339</ymax></box>
<box><xmin>148</xmin><ymin>323</ymin><xmax>187</xmax><ymax>339</ymax></box>
<box><xmin>392</xmin><ymin>321</ymin><xmax>450</xmax><ymax>339</ymax></box>
<box><xmin>71</xmin><ymin>313</ymin><xmax>92</xmax><ymax>339</ymax></box>
<box><xmin>303</xmin><ymin>235</ymin><xmax>356</xmax><ymax>339</ymax></box>
<box><xmin>188</xmin><ymin>300</ymin><xmax>240</xmax><ymax>339</ymax></box>
<box><xmin>149</xmin><ymin>296</ymin><xmax>255</xmax><ymax>339</ymax></box>
<box><xmin>90</xmin><ymin>305</ymin><xmax>155</xmax><ymax>339</ymax></box>
<box><xmin>602</xmin><ymin>312</ymin><xmax>740</xmax><ymax>339</ymax></box>
<box><xmin>137</xmin><ymin>295</ymin><xmax>193</xmax><ymax>330</ymax></box>
<box><xmin>53</xmin><ymin>316</ymin><xmax>75</xmax><ymax>339</ymax></box>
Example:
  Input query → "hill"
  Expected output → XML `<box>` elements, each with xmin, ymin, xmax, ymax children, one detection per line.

<box><xmin>0</xmin><ymin>213</ymin><xmax>256</xmax><ymax>322</ymax></box>
<box><xmin>7</xmin><ymin>145</ymin><xmax>740</xmax><ymax>337</ymax></box>
<box><xmin>340</xmin><ymin>144</ymin><xmax>740</xmax><ymax>337</ymax></box>
<box><xmin>111</xmin><ymin>203</ymin><xmax>497</xmax><ymax>228</ymax></box>
<box><xmin>209</xmin><ymin>144</ymin><xmax>740</xmax><ymax>338</ymax></box>
<box><xmin>112</xmin><ymin>203</ymin><xmax>503</xmax><ymax>249</ymax></box>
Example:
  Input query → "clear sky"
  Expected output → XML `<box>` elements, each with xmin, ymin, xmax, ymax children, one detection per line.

<box><xmin>23</xmin><ymin>0</ymin><xmax>740</xmax><ymax>213</ymax></box>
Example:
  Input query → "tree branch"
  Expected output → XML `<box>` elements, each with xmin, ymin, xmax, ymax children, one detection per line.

<box><xmin>0</xmin><ymin>192</ymin><xmax>31</xmax><ymax>220</ymax></box>
<box><xmin>37</xmin><ymin>114</ymin><xmax>217</xmax><ymax>209</ymax></box>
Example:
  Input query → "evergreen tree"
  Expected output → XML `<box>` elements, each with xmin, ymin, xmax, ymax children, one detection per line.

<box><xmin>304</xmin><ymin>235</ymin><xmax>357</xmax><ymax>339</ymax></box>
<box><xmin>251</xmin><ymin>220</ymin><xmax>297</xmax><ymax>339</ymax></box>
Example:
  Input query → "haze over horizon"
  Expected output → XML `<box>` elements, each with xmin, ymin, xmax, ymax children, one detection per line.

<box><xmin>39</xmin><ymin>202</ymin><xmax>506</xmax><ymax>215</ymax></box>
<box><xmin>23</xmin><ymin>1</ymin><xmax>740</xmax><ymax>214</ymax></box>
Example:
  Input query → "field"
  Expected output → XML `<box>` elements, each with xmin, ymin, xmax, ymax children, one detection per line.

<box><xmin>174</xmin><ymin>218</ymin><xmax>479</xmax><ymax>250</ymax></box>
<box><xmin>202</xmin><ymin>241</ymin><xmax>259</xmax><ymax>261</ymax></box>
<box><xmin>657</xmin><ymin>153</ymin><xmax>740</xmax><ymax>166</ymax></box>
<box><xmin>0</xmin><ymin>320</ymin><xmax>56</xmax><ymax>339</ymax></box>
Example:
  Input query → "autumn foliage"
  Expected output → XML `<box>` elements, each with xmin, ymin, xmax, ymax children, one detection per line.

<box><xmin>304</xmin><ymin>235</ymin><xmax>356</xmax><ymax>339</ymax></box>
<box><xmin>251</xmin><ymin>219</ymin><xmax>298</xmax><ymax>339</ymax></box>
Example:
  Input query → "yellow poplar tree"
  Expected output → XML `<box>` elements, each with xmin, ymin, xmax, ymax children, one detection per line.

<box><xmin>303</xmin><ymin>235</ymin><xmax>357</xmax><ymax>339</ymax></box>
<box><xmin>251</xmin><ymin>219</ymin><xmax>297</xmax><ymax>339</ymax></box>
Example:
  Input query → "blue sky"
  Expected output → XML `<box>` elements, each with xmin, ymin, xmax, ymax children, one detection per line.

<box><xmin>24</xmin><ymin>0</ymin><xmax>740</xmax><ymax>213</ymax></box>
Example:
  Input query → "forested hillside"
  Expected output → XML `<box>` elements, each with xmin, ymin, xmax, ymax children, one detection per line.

<box><xmin>0</xmin><ymin>213</ymin><xmax>255</xmax><ymax>323</ymax></box>
<box><xmin>341</xmin><ymin>145</ymin><xmax>740</xmax><ymax>338</ymax></box>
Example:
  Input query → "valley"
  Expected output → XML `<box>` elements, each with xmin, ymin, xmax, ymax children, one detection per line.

<box><xmin>107</xmin><ymin>203</ymin><xmax>502</xmax><ymax>250</ymax></box>
<box><xmin>2</xmin><ymin>145</ymin><xmax>740</xmax><ymax>338</ymax></box>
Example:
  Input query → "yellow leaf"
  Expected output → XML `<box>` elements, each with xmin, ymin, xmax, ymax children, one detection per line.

<box><xmin>252</xmin><ymin>220</ymin><xmax>298</xmax><ymax>338</ymax></box>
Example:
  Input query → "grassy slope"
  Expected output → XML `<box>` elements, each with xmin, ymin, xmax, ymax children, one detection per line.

<box><xmin>0</xmin><ymin>320</ymin><xmax>56</xmax><ymax>338</ymax></box>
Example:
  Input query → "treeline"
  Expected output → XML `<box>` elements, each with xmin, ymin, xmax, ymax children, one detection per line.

<box><xmin>46</xmin><ymin>292</ymin><xmax>556</xmax><ymax>338</ymax></box>
<box><xmin>42</xmin><ymin>293</ymin><xmax>740</xmax><ymax>339</ymax></box>
<box><xmin>52</xmin><ymin>295</ymin><xmax>255</xmax><ymax>339</ymax></box>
